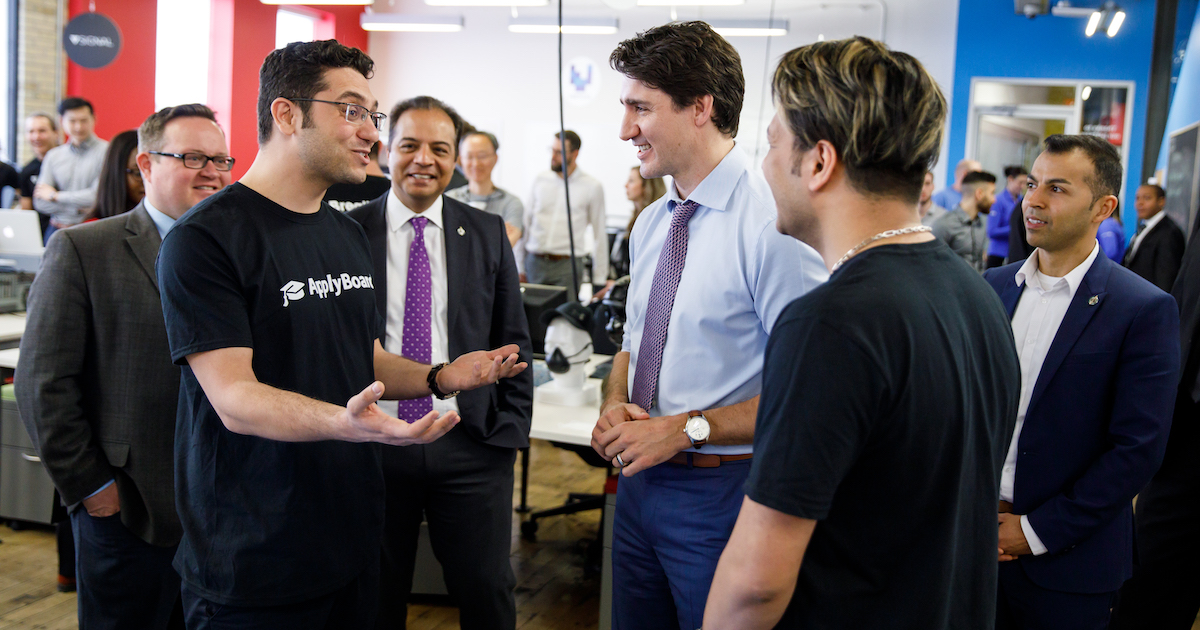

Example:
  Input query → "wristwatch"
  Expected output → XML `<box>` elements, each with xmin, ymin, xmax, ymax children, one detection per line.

<box><xmin>427</xmin><ymin>363</ymin><xmax>460</xmax><ymax>400</ymax></box>
<box><xmin>685</xmin><ymin>410</ymin><xmax>710</xmax><ymax>449</ymax></box>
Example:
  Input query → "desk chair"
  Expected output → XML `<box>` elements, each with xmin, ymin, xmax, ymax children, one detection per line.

<box><xmin>520</xmin><ymin>443</ymin><xmax>615</xmax><ymax>574</ymax></box>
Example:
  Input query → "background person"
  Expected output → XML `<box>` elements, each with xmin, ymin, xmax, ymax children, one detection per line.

<box><xmin>611</xmin><ymin>166</ymin><xmax>666</xmax><ymax>279</ymax></box>
<box><xmin>931</xmin><ymin>157</ymin><xmax>981</xmax><ymax>210</ymax></box>
<box><xmin>1123</xmin><ymin>183</ymin><xmax>1185</xmax><ymax>292</ymax></box>
<box><xmin>19</xmin><ymin>112</ymin><xmax>62</xmax><ymax>234</ymax></box>
<box><xmin>85</xmin><ymin>129</ymin><xmax>143</xmax><ymax>221</ymax></box>
<box><xmin>34</xmin><ymin>97</ymin><xmax>108</xmax><ymax>241</ymax></box>
<box><xmin>987</xmin><ymin>165</ymin><xmax>1028</xmax><ymax>268</ymax></box>
<box><xmin>447</xmin><ymin>130</ymin><xmax>525</xmax><ymax>246</ymax></box>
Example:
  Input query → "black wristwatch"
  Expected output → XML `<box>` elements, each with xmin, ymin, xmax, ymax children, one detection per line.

<box><xmin>427</xmin><ymin>363</ymin><xmax>460</xmax><ymax>400</ymax></box>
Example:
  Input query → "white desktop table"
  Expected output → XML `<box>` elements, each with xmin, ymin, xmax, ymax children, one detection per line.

<box><xmin>0</xmin><ymin>313</ymin><xmax>26</xmax><ymax>346</ymax></box>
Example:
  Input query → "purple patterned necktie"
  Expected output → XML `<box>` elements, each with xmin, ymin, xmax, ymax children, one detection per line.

<box><xmin>631</xmin><ymin>200</ymin><xmax>698</xmax><ymax>411</ymax></box>
<box><xmin>396</xmin><ymin>216</ymin><xmax>434</xmax><ymax>423</ymax></box>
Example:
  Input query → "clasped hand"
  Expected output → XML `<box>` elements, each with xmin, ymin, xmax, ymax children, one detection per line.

<box><xmin>591</xmin><ymin>402</ymin><xmax>688</xmax><ymax>476</ymax></box>
<box><xmin>998</xmin><ymin>512</ymin><xmax>1032</xmax><ymax>562</ymax></box>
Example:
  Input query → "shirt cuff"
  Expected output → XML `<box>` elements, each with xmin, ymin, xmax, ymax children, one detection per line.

<box><xmin>84</xmin><ymin>479</ymin><xmax>115</xmax><ymax>500</ymax></box>
<box><xmin>1020</xmin><ymin>514</ymin><xmax>1048</xmax><ymax>556</ymax></box>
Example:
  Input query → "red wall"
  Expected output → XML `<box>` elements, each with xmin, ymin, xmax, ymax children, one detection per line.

<box><xmin>66</xmin><ymin>0</ymin><xmax>158</xmax><ymax>142</ymax></box>
<box><xmin>67</xmin><ymin>0</ymin><xmax>370</xmax><ymax>182</ymax></box>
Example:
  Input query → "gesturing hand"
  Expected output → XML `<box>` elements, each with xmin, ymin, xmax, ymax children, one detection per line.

<box><xmin>438</xmin><ymin>344</ymin><xmax>528</xmax><ymax>393</ymax></box>
<box><xmin>343</xmin><ymin>381</ymin><xmax>458</xmax><ymax>446</ymax></box>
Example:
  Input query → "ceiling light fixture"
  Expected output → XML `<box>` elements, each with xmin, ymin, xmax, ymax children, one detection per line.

<box><xmin>709</xmin><ymin>19</ymin><xmax>788</xmax><ymax>37</ymax></box>
<box><xmin>508</xmin><ymin>16</ymin><xmax>618</xmax><ymax>35</ymax></box>
<box><xmin>1106</xmin><ymin>10</ymin><xmax>1125</xmax><ymax>36</ymax></box>
<box><xmin>359</xmin><ymin>13</ymin><xmax>464</xmax><ymax>31</ymax></box>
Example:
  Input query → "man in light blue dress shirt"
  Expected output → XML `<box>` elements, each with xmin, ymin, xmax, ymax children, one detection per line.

<box><xmin>592</xmin><ymin>21</ymin><xmax>827</xmax><ymax>630</ymax></box>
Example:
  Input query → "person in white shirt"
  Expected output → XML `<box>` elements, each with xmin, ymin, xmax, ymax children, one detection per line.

<box><xmin>515</xmin><ymin>130</ymin><xmax>611</xmax><ymax>297</ymax></box>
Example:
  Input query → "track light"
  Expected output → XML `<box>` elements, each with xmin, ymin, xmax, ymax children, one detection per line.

<box><xmin>1085</xmin><ymin>10</ymin><xmax>1102</xmax><ymax>36</ymax></box>
<box><xmin>1106</xmin><ymin>10</ymin><xmax>1124</xmax><ymax>37</ymax></box>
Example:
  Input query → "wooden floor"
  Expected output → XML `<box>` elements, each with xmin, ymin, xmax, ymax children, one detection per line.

<box><xmin>0</xmin><ymin>439</ymin><xmax>608</xmax><ymax>630</ymax></box>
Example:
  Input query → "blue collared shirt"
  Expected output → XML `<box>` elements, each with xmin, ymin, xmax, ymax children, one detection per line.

<box><xmin>621</xmin><ymin>145</ymin><xmax>828</xmax><ymax>455</ymax></box>
<box><xmin>932</xmin><ymin>187</ymin><xmax>962</xmax><ymax>213</ymax></box>
<box><xmin>142</xmin><ymin>198</ymin><xmax>177</xmax><ymax>240</ymax></box>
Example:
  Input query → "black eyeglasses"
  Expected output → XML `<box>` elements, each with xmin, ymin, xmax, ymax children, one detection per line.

<box><xmin>284</xmin><ymin>97</ymin><xmax>387</xmax><ymax>130</ymax></box>
<box><xmin>148</xmin><ymin>151</ymin><xmax>235</xmax><ymax>171</ymax></box>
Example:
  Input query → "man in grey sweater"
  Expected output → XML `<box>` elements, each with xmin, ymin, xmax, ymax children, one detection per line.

<box><xmin>33</xmin><ymin>97</ymin><xmax>108</xmax><ymax>242</ymax></box>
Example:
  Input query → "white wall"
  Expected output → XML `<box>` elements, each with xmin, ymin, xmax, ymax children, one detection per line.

<box><xmin>368</xmin><ymin>0</ymin><xmax>960</xmax><ymax>228</ymax></box>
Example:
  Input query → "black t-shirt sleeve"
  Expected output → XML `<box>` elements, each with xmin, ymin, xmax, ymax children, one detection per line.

<box><xmin>0</xmin><ymin>163</ymin><xmax>18</xmax><ymax>190</ymax></box>
<box><xmin>19</xmin><ymin>161</ymin><xmax>39</xmax><ymax>197</ymax></box>
<box><xmin>745</xmin><ymin>310</ymin><xmax>884</xmax><ymax>521</ymax></box>
<box><xmin>157</xmin><ymin>222</ymin><xmax>254</xmax><ymax>365</ymax></box>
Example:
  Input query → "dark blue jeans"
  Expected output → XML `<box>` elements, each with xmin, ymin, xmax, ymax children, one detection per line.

<box><xmin>71</xmin><ymin>509</ymin><xmax>182</xmax><ymax>630</ymax></box>
<box><xmin>181</xmin><ymin>563</ymin><xmax>378</xmax><ymax>630</ymax></box>
<box><xmin>611</xmin><ymin>458</ymin><xmax>751</xmax><ymax>630</ymax></box>
<box><xmin>997</xmin><ymin>560</ymin><xmax>1117</xmax><ymax>630</ymax></box>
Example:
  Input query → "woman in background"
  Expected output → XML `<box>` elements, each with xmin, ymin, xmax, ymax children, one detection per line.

<box><xmin>612</xmin><ymin>166</ymin><xmax>667</xmax><ymax>279</ymax></box>
<box><xmin>85</xmin><ymin>130</ymin><xmax>143</xmax><ymax>221</ymax></box>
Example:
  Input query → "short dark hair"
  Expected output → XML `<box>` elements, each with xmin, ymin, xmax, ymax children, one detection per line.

<box><xmin>773</xmin><ymin>36</ymin><xmax>946</xmax><ymax>203</ymax></box>
<box><xmin>461</xmin><ymin>130</ymin><xmax>499</xmax><ymax>152</ymax></box>
<box><xmin>58</xmin><ymin>97</ymin><xmax>94</xmax><ymax>117</ymax></box>
<box><xmin>90</xmin><ymin>130</ymin><xmax>140</xmax><ymax>221</ymax></box>
<box><xmin>388</xmin><ymin>96</ymin><xmax>466</xmax><ymax>156</ymax></box>
<box><xmin>1140</xmin><ymin>183</ymin><xmax>1165</xmax><ymax>199</ymax></box>
<box><xmin>555</xmin><ymin>130</ymin><xmax>581</xmax><ymax>153</ymax></box>
<box><xmin>962</xmin><ymin>170</ymin><xmax>996</xmax><ymax>186</ymax></box>
<box><xmin>1041</xmin><ymin>134</ymin><xmax>1122</xmax><ymax>203</ymax></box>
<box><xmin>27</xmin><ymin>112</ymin><xmax>59</xmax><ymax>132</ymax></box>
<box><xmin>257</xmin><ymin>40</ymin><xmax>374</xmax><ymax>145</ymax></box>
<box><xmin>138</xmin><ymin>103</ymin><xmax>219</xmax><ymax>153</ymax></box>
<box><xmin>610</xmin><ymin>21</ymin><xmax>744</xmax><ymax>138</ymax></box>
<box><xmin>1003</xmin><ymin>165</ymin><xmax>1028</xmax><ymax>179</ymax></box>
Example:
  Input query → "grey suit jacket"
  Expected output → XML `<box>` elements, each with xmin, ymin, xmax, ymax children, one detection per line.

<box><xmin>15</xmin><ymin>203</ymin><xmax>182</xmax><ymax>546</ymax></box>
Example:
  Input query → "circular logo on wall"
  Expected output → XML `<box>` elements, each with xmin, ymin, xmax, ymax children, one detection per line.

<box><xmin>563</xmin><ymin>57</ymin><xmax>602</xmax><ymax>106</ymax></box>
<box><xmin>63</xmin><ymin>13</ymin><xmax>122</xmax><ymax>69</ymax></box>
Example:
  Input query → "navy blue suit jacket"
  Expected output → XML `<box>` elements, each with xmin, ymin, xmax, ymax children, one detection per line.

<box><xmin>348</xmin><ymin>193</ymin><xmax>534</xmax><ymax>449</ymax></box>
<box><xmin>983</xmin><ymin>252</ymin><xmax>1179</xmax><ymax>593</ymax></box>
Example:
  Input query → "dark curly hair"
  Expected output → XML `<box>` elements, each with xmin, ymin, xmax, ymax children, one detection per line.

<box><xmin>257</xmin><ymin>39</ymin><xmax>374</xmax><ymax>144</ymax></box>
<box><xmin>610</xmin><ymin>21</ymin><xmax>744</xmax><ymax>138</ymax></box>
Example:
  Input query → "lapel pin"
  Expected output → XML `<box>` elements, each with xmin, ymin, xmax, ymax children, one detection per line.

<box><xmin>1088</xmin><ymin>295</ymin><xmax>1099</xmax><ymax>306</ymax></box>
<box><xmin>457</xmin><ymin>226</ymin><xmax>465</xmax><ymax>236</ymax></box>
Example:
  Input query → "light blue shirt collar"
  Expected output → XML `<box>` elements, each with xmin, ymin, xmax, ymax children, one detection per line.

<box><xmin>142</xmin><ymin>199</ymin><xmax>177</xmax><ymax>240</ymax></box>
<box><xmin>664</xmin><ymin>143</ymin><xmax>745</xmax><ymax>214</ymax></box>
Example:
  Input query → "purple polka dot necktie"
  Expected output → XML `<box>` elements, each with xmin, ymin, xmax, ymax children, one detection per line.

<box><xmin>396</xmin><ymin>215</ymin><xmax>434</xmax><ymax>423</ymax></box>
<box><xmin>631</xmin><ymin>200</ymin><xmax>698</xmax><ymax>411</ymax></box>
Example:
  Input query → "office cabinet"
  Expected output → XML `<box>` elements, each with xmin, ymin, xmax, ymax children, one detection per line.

<box><xmin>0</xmin><ymin>384</ymin><xmax>56</xmax><ymax>524</ymax></box>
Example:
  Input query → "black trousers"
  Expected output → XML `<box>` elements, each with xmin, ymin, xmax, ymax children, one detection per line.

<box><xmin>1110</xmin><ymin>393</ymin><xmax>1200</xmax><ymax>629</ymax></box>
<box><xmin>181</xmin><ymin>563</ymin><xmax>378</xmax><ymax>630</ymax></box>
<box><xmin>70</xmin><ymin>509</ymin><xmax>183</xmax><ymax>630</ymax></box>
<box><xmin>375</xmin><ymin>426</ymin><xmax>518</xmax><ymax>630</ymax></box>
<box><xmin>987</xmin><ymin>254</ymin><xmax>1007</xmax><ymax>269</ymax></box>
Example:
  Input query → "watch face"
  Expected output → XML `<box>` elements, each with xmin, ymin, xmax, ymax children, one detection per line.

<box><xmin>686</xmin><ymin>417</ymin><xmax>710</xmax><ymax>441</ymax></box>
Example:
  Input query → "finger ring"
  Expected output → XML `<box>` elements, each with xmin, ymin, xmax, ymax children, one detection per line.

<box><xmin>614</xmin><ymin>453</ymin><xmax>626</xmax><ymax>468</ymax></box>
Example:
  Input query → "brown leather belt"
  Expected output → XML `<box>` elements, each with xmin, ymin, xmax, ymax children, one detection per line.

<box><xmin>531</xmin><ymin>252</ymin><xmax>572</xmax><ymax>261</ymax></box>
<box><xmin>666</xmin><ymin>452</ymin><xmax>753</xmax><ymax>468</ymax></box>
<box><xmin>999</xmin><ymin>501</ymin><xmax>1014</xmax><ymax>513</ymax></box>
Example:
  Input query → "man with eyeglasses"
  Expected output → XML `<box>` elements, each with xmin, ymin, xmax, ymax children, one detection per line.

<box><xmin>155</xmin><ymin>40</ymin><xmax>525</xmax><ymax>629</ymax></box>
<box><xmin>16</xmin><ymin>103</ymin><xmax>231</xmax><ymax>630</ymax></box>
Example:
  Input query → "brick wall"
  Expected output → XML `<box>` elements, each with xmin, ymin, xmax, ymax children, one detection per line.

<box><xmin>16</xmin><ymin>0</ymin><xmax>62</xmax><ymax>166</ymax></box>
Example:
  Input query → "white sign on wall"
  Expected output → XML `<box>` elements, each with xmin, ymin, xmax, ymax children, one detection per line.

<box><xmin>563</xmin><ymin>57</ymin><xmax>602</xmax><ymax>106</ymax></box>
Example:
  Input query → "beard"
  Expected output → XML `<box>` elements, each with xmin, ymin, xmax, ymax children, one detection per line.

<box><xmin>298</xmin><ymin>131</ymin><xmax>367</xmax><ymax>187</ymax></box>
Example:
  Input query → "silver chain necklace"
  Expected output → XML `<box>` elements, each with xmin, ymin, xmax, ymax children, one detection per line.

<box><xmin>831</xmin><ymin>225</ymin><xmax>932</xmax><ymax>272</ymax></box>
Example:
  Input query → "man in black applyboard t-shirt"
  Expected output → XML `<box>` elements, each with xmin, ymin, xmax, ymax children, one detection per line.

<box><xmin>704</xmin><ymin>38</ymin><xmax>1020</xmax><ymax>629</ymax></box>
<box><xmin>156</xmin><ymin>41</ymin><xmax>526</xmax><ymax>629</ymax></box>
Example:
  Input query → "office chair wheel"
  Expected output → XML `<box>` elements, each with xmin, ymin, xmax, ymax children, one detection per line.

<box><xmin>520</xmin><ymin>519</ymin><xmax>538</xmax><ymax>541</ymax></box>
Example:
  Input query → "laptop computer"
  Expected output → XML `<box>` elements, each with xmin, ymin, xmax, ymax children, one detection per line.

<box><xmin>0</xmin><ymin>209</ymin><xmax>44</xmax><ymax>272</ymax></box>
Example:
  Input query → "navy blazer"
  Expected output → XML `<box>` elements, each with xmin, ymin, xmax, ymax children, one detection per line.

<box><xmin>983</xmin><ymin>252</ymin><xmax>1179</xmax><ymax>593</ymax></box>
<box><xmin>348</xmin><ymin>193</ymin><xmax>534</xmax><ymax>449</ymax></box>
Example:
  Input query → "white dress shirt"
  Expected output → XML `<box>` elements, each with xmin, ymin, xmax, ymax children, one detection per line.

<box><xmin>380</xmin><ymin>191</ymin><xmax>459</xmax><ymax>419</ymax></box>
<box><xmin>1127</xmin><ymin>209</ymin><xmax>1167</xmax><ymax>261</ymax></box>
<box><xmin>1000</xmin><ymin>242</ymin><xmax>1101</xmax><ymax>555</ymax></box>
<box><xmin>515</xmin><ymin>168</ymin><xmax>608</xmax><ymax>281</ymax></box>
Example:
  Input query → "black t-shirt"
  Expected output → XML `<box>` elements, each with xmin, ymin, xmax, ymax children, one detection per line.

<box><xmin>323</xmin><ymin>175</ymin><xmax>391</xmax><ymax>212</ymax></box>
<box><xmin>157</xmin><ymin>183</ymin><xmax>385</xmax><ymax>606</ymax></box>
<box><xmin>746</xmin><ymin>240</ymin><xmax>1020</xmax><ymax>629</ymax></box>
<box><xmin>18</xmin><ymin>158</ymin><xmax>41</xmax><ymax>199</ymax></box>
<box><xmin>0</xmin><ymin>161</ymin><xmax>18</xmax><ymax>195</ymax></box>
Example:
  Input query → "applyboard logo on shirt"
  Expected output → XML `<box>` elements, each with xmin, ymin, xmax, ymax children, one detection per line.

<box><xmin>280</xmin><ymin>273</ymin><xmax>375</xmax><ymax>307</ymax></box>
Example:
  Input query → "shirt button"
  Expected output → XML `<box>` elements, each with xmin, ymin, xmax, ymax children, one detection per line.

<box><xmin>1041</xmin><ymin>298</ymin><xmax>1048</xmax><ymax>304</ymax></box>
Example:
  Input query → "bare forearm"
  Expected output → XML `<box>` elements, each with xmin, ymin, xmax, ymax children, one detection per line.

<box><xmin>602</xmin><ymin>351</ymin><xmax>631</xmax><ymax>410</ymax></box>
<box><xmin>373</xmin><ymin>346</ymin><xmax>435</xmax><ymax>400</ymax></box>
<box><xmin>209</xmin><ymin>379</ymin><xmax>352</xmax><ymax>442</ymax></box>
<box><xmin>706</xmin><ymin>395</ymin><xmax>758</xmax><ymax>446</ymax></box>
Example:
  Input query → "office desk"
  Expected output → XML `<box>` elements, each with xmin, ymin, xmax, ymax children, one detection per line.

<box><xmin>0</xmin><ymin>347</ymin><xmax>18</xmax><ymax>369</ymax></box>
<box><xmin>0</xmin><ymin>313</ymin><xmax>26</xmax><ymax>349</ymax></box>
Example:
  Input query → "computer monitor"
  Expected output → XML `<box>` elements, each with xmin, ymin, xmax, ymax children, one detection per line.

<box><xmin>0</xmin><ymin>209</ymin><xmax>44</xmax><ymax>273</ymax></box>
<box><xmin>521</xmin><ymin>283</ymin><xmax>569</xmax><ymax>357</ymax></box>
